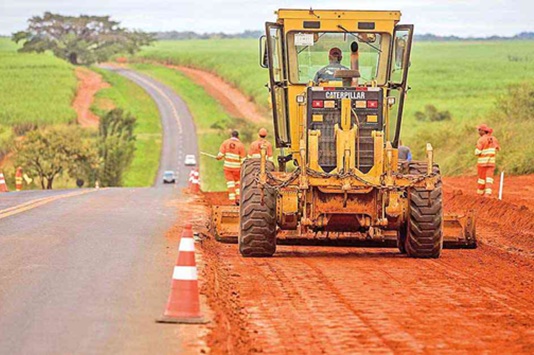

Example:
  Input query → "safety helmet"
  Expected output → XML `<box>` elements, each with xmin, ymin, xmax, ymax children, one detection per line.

<box><xmin>476</xmin><ymin>124</ymin><xmax>491</xmax><ymax>133</ymax></box>
<box><xmin>258</xmin><ymin>128</ymin><xmax>268</xmax><ymax>137</ymax></box>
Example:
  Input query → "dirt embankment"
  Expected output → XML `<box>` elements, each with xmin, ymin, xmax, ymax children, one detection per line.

<box><xmin>444</xmin><ymin>175</ymin><xmax>534</xmax><ymax>256</ymax></box>
<box><xmin>172</xmin><ymin>65</ymin><xmax>267</xmax><ymax>123</ymax></box>
<box><xmin>73</xmin><ymin>67</ymin><xmax>110</xmax><ymax>127</ymax></box>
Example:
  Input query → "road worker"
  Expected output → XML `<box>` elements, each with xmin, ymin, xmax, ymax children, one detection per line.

<box><xmin>475</xmin><ymin>124</ymin><xmax>500</xmax><ymax>197</ymax></box>
<box><xmin>248</xmin><ymin>128</ymin><xmax>273</xmax><ymax>161</ymax></box>
<box><xmin>217</xmin><ymin>130</ymin><xmax>246</xmax><ymax>204</ymax></box>
<box><xmin>398</xmin><ymin>140</ymin><xmax>412</xmax><ymax>162</ymax></box>
<box><xmin>314</xmin><ymin>47</ymin><xmax>349</xmax><ymax>83</ymax></box>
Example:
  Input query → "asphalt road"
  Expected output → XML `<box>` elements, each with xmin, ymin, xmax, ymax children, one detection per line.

<box><xmin>104</xmin><ymin>66</ymin><xmax>199</xmax><ymax>187</ymax></box>
<box><xmin>0</xmin><ymin>69</ymin><xmax>199</xmax><ymax>354</ymax></box>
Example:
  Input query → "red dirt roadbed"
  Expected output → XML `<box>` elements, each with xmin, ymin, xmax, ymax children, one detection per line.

<box><xmin>188</xmin><ymin>175</ymin><xmax>534</xmax><ymax>353</ymax></box>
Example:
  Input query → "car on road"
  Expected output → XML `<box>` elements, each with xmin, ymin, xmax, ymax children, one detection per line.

<box><xmin>163</xmin><ymin>170</ymin><xmax>176</xmax><ymax>184</ymax></box>
<box><xmin>184</xmin><ymin>154</ymin><xmax>197</xmax><ymax>166</ymax></box>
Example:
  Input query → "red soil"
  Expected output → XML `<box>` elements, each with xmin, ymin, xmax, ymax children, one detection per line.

<box><xmin>189</xmin><ymin>175</ymin><xmax>534</xmax><ymax>354</ymax></box>
<box><xmin>73</xmin><ymin>67</ymin><xmax>110</xmax><ymax>127</ymax></box>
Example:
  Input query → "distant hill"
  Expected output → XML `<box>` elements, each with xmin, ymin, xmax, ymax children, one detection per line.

<box><xmin>415</xmin><ymin>32</ymin><xmax>534</xmax><ymax>41</ymax></box>
<box><xmin>155</xmin><ymin>30</ymin><xmax>534</xmax><ymax>41</ymax></box>
<box><xmin>155</xmin><ymin>30</ymin><xmax>262</xmax><ymax>40</ymax></box>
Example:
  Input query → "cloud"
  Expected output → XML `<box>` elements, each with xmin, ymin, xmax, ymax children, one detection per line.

<box><xmin>1</xmin><ymin>0</ymin><xmax>533</xmax><ymax>36</ymax></box>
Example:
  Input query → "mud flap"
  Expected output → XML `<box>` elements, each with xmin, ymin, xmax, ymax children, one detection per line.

<box><xmin>210</xmin><ymin>205</ymin><xmax>239</xmax><ymax>243</ymax></box>
<box><xmin>443</xmin><ymin>211</ymin><xmax>477</xmax><ymax>249</ymax></box>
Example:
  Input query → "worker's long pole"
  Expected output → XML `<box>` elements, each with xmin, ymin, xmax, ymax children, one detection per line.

<box><xmin>200</xmin><ymin>152</ymin><xmax>217</xmax><ymax>159</ymax></box>
<box><xmin>498</xmin><ymin>171</ymin><xmax>504</xmax><ymax>200</ymax></box>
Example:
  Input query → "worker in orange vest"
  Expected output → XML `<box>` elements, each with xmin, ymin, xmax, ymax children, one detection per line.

<box><xmin>248</xmin><ymin>128</ymin><xmax>273</xmax><ymax>161</ymax></box>
<box><xmin>217</xmin><ymin>130</ymin><xmax>246</xmax><ymax>204</ymax></box>
<box><xmin>475</xmin><ymin>124</ymin><xmax>500</xmax><ymax>196</ymax></box>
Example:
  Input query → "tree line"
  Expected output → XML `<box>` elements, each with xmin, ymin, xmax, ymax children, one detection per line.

<box><xmin>15</xmin><ymin>109</ymin><xmax>137</xmax><ymax>189</ymax></box>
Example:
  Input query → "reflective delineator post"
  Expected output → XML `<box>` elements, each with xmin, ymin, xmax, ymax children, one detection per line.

<box><xmin>15</xmin><ymin>167</ymin><xmax>23</xmax><ymax>191</ymax></box>
<box><xmin>498</xmin><ymin>171</ymin><xmax>504</xmax><ymax>201</ymax></box>
<box><xmin>156</xmin><ymin>224</ymin><xmax>206</xmax><ymax>324</ymax></box>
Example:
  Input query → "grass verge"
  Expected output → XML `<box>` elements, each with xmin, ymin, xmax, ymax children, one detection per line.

<box><xmin>93</xmin><ymin>68</ymin><xmax>162</xmax><ymax>187</ymax></box>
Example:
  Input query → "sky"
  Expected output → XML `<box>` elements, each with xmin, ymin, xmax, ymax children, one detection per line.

<box><xmin>1</xmin><ymin>0</ymin><xmax>533</xmax><ymax>37</ymax></box>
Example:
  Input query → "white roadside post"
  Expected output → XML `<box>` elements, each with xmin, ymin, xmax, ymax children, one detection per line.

<box><xmin>498</xmin><ymin>171</ymin><xmax>504</xmax><ymax>200</ymax></box>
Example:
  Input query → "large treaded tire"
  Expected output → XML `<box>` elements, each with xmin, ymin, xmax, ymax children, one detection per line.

<box><xmin>238</xmin><ymin>159</ymin><xmax>277</xmax><ymax>257</ymax></box>
<box><xmin>405</xmin><ymin>161</ymin><xmax>444</xmax><ymax>258</ymax></box>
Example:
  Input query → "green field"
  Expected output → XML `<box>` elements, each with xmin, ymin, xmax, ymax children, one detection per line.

<box><xmin>0</xmin><ymin>38</ymin><xmax>77</xmax><ymax>126</ymax></box>
<box><xmin>0</xmin><ymin>38</ymin><xmax>161</xmax><ymax>188</ymax></box>
<box><xmin>139</xmin><ymin>39</ymin><xmax>534</xmax><ymax>175</ymax></box>
<box><xmin>0</xmin><ymin>38</ymin><xmax>79</xmax><ymax>187</ymax></box>
<box><xmin>92</xmin><ymin>69</ymin><xmax>162</xmax><ymax>187</ymax></box>
<box><xmin>131</xmin><ymin>63</ymin><xmax>259</xmax><ymax>191</ymax></box>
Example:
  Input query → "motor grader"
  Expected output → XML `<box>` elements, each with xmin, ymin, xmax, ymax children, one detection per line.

<box><xmin>210</xmin><ymin>9</ymin><xmax>476</xmax><ymax>258</ymax></box>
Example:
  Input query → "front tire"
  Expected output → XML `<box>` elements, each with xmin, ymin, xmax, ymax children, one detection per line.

<box><xmin>238</xmin><ymin>159</ymin><xmax>277</xmax><ymax>257</ymax></box>
<box><xmin>404</xmin><ymin>161</ymin><xmax>443</xmax><ymax>258</ymax></box>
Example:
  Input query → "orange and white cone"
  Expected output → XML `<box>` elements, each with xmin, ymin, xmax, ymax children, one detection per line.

<box><xmin>156</xmin><ymin>224</ymin><xmax>206</xmax><ymax>324</ymax></box>
<box><xmin>0</xmin><ymin>171</ymin><xmax>9</xmax><ymax>193</ymax></box>
<box><xmin>188</xmin><ymin>170</ymin><xmax>195</xmax><ymax>190</ymax></box>
<box><xmin>189</xmin><ymin>168</ymin><xmax>200</xmax><ymax>194</ymax></box>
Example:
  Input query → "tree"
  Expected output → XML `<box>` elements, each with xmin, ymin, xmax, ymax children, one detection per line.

<box><xmin>98</xmin><ymin>109</ymin><xmax>136</xmax><ymax>187</ymax></box>
<box><xmin>12</xmin><ymin>12</ymin><xmax>154</xmax><ymax>65</ymax></box>
<box><xmin>15</xmin><ymin>126</ymin><xmax>98</xmax><ymax>189</ymax></box>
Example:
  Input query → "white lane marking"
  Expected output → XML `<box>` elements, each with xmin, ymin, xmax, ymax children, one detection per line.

<box><xmin>179</xmin><ymin>237</ymin><xmax>196</xmax><ymax>252</ymax></box>
<box><xmin>172</xmin><ymin>266</ymin><xmax>198</xmax><ymax>280</ymax></box>
<box><xmin>122</xmin><ymin>71</ymin><xmax>183</xmax><ymax>134</ymax></box>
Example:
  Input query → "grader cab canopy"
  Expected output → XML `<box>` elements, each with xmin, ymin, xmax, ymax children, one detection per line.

<box><xmin>210</xmin><ymin>9</ymin><xmax>476</xmax><ymax>257</ymax></box>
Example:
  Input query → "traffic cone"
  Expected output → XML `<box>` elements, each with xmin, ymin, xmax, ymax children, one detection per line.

<box><xmin>188</xmin><ymin>169</ymin><xmax>195</xmax><ymax>190</ymax></box>
<box><xmin>156</xmin><ymin>224</ymin><xmax>206</xmax><ymax>324</ymax></box>
<box><xmin>0</xmin><ymin>171</ymin><xmax>9</xmax><ymax>192</ymax></box>
<box><xmin>193</xmin><ymin>169</ymin><xmax>201</xmax><ymax>193</ymax></box>
<box><xmin>15</xmin><ymin>167</ymin><xmax>23</xmax><ymax>191</ymax></box>
<box><xmin>189</xmin><ymin>168</ymin><xmax>200</xmax><ymax>194</ymax></box>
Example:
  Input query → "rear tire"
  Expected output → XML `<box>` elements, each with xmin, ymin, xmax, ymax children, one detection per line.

<box><xmin>238</xmin><ymin>159</ymin><xmax>277</xmax><ymax>257</ymax></box>
<box><xmin>404</xmin><ymin>162</ymin><xmax>443</xmax><ymax>258</ymax></box>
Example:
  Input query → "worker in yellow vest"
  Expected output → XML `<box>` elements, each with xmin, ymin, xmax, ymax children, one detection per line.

<box><xmin>217</xmin><ymin>131</ymin><xmax>246</xmax><ymax>204</ymax></box>
<box><xmin>475</xmin><ymin>124</ymin><xmax>500</xmax><ymax>196</ymax></box>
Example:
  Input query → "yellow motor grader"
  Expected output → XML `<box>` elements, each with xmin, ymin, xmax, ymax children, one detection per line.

<box><xmin>211</xmin><ymin>9</ymin><xmax>476</xmax><ymax>258</ymax></box>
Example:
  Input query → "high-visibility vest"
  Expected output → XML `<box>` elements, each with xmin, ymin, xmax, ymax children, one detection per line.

<box><xmin>248</xmin><ymin>138</ymin><xmax>274</xmax><ymax>161</ymax></box>
<box><xmin>475</xmin><ymin>134</ymin><xmax>500</xmax><ymax>167</ymax></box>
<box><xmin>218</xmin><ymin>137</ymin><xmax>246</xmax><ymax>170</ymax></box>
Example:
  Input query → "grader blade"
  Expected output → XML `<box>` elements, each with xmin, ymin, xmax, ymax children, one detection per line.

<box><xmin>210</xmin><ymin>205</ymin><xmax>239</xmax><ymax>243</ymax></box>
<box><xmin>442</xmin><ymin>211</ymin><xmax>477</xmax><ymax>249</ymax></box>
<box><xmin>210</xmin><ymin>206</ymin><xmax>477</xmax><ymax>249</ymax></box>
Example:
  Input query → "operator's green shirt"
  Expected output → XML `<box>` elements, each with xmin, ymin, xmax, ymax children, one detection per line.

<box><xmin>314</xmin><ymin>61</ymin><xmax>349</xmax><ymax>83</ymax></box>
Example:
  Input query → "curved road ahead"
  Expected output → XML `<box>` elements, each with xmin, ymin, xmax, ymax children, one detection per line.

<box><xmin>105</xmin><ymin>68</ymin><xmax>198</xmax><ymax>187</ymax></box>
<box><xmin>0</xmin><ymin>69</ymin><xmax>199</xmax><ymax>354</ymax></box>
